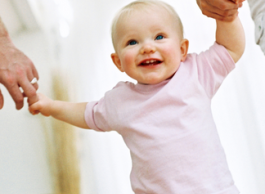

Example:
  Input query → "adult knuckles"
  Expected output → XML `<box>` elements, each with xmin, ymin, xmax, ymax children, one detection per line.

<box><xmin>0</xmin><ymin>71</ymin><xmax>16</xmax><ymax>86</ymax></box>
<box><xmin>24</xmin><ymin>60</ymin><xmax>36</xmax><ymax>75</ymax></box>
<box><xmin>200</xmin><ymin>1</ymin><xmax>208</xmax><ymax>10</ymax></box>
<box><xmin>201</xmin><ymin>9</ymin><xmax>208</xmax><ymax>16</ymax></box>
<box><xmin>201</xmin><ymin>9</ymin><xmax>211</xmax><ymax>17</ymax></box>
<box><xmin>218</xmin><ymin>2</ymin><xmax>229</xmax><ymax>10</ymax></box>
<box><xmin>15</xmin><ymin>63</ymin><xmax>29</xmax><ymax>76</ymax></box>
<box><xmin>28</xmin><ymin>59</ymin><xmax>35</xmax><ymax>67</ymax></box>
<box><xmin>222</xmin><ymin>10</ymin><xmax>231</xmax><ymax>17</ymax></box>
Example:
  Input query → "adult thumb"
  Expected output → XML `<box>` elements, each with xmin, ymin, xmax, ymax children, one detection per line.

<box><xmin>28</xmin><ymin>94</ymin><xmax>39</xmax><ymax>106</ymax></box>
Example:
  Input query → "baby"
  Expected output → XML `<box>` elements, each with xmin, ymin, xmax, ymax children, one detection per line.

<box><xmin>29</xmin><ymin>0</ymin><xmax>245</xmax><ymax>193</ymax></box>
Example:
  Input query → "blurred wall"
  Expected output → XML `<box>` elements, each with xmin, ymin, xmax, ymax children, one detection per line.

<box><xmin>0</xmin><ymin>30</ymin><xmax>53</xmax><ymax>194</ymax></box>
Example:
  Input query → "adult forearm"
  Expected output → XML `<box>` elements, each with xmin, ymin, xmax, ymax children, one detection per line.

<box><xmin>0</xmin><ymin>17</ymin><xmax>12</xmax><ymax>49</ymax></box>
<box><xmin>216</xmin><ymin>17</ymin><xmax>245</xmax><ymax>62</ymax></box>
<box><xmin>51</xmin><ymin>101</ymin><xmax>89</xmax><ymax>129</ymax></box>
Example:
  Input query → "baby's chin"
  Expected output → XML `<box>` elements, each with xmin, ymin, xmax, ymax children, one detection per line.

<box><xmin>137</xmin><ymin>74</ymin><xmax>175</xmax><ymax>85</ymax></box>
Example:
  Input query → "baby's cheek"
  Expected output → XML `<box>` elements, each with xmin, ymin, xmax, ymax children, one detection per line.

<box><xmin>123</xmin><ymin>52</ymin><xmax>134</xmax><ymax>65</ymax></box>
<box><xmin>122</xmin><ymin>54</ymin><xmax>136</xmax><ymax>73</ymax></box>
<box><xmin>163</xmin><ymin>45</ymin><xmax>181</xmax><ymax>62</ymax></box>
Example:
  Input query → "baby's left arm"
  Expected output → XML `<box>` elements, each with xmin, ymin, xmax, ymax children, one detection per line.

<box><xmin>28</xmin><ymin>93</ymin><xmax>89</xmax><ymax>129</ymax></box>
<box><xmin>216</xmin><ymin>16</ymin><xmax>245</xmax><ymax>63</ymax></box>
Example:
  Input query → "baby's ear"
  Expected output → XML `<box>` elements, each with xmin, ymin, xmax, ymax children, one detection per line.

<box><xmin>111</xmin><ymin>53</ymin><xmax>124</xmax><ymax>72</ymax></box>
<box><xmin>180</xmin><ymin>39</ymin><xmax>189</xmax><ymax>62</ymax></box>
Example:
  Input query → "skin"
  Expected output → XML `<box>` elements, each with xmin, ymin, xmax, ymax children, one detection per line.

<box><xmin>111</xmin><ymin>8</ymin><xmax>189</xmax><ymax>85</ymax></box>
<box><xmin>28</xmin><ymin>93</ymin><xmax>88</xmax><ymax>129</ymax></box>
<box><xmin>196</xmin><ymin>0</ymin><xmax>245</xmax><ymax>22</ymax></box>
<box><xmin>28</xmin><ymin>4</ymin><xmax>245</xmax><ymax>131</ymax></box>
<box><xmin>0</xmin><ymin>18</ymin><xmax>39</xmax><ymax>110</ymax></box>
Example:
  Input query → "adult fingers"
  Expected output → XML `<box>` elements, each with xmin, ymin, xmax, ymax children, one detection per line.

<box><xmin>31</xmin><ymin>80</ymin><xmax>39</xmax><ymax>91</ymax></box>
<box><xmin>196</xmin><ymin>0</ymin><xmax>202</xmax><ymax>8</ymax></box>
<box><xmin>6</xmin><ymin>83</ymin><xmax>24</xmax><ymax>109</ymax></box>
<box><xmin>206</xmin><ymin>0</ymin><xmax>240</xmax><ymax>10</ymax></box>
<box><xmin>31</xmin><ymin>62</ymin><xmax>39</xmax><ymax>80</ymax></box>
<box><xmin>0</xmin><ymin>88</ymin><xmax>3</xmax><ymax>109</ymax></box>
<box><xmin>214</xmin><ymin>7</ymin><xmax>238</xmax><ymax>18</ymax></box>
<box><xmin>231</xmin><ymin>0</ymin><xmax>245</xmax><ymax>4</ymax></box>
<box><xmin>199</xmin><ymin>0</ymin><xmax>239</xmax><ymax>21</ymax></box>
<box><xmin>18</xmin><ymin>77</ymin><xmax>38</xmax><ymax>105</ymax></box>
<box><xmin>201</xmin><ymin>10</ymin><xmax>225</xmax><ymax>20</ymax></box>
<box><xmin>16</xmin><ymin>62</ymin><xmax>38</xmax><ymax>96</ymax></box>
<box><xmin>201</xmin><ymin>3</ymin><xmax>238</xmax><ymax>19</ymax></box>
<box><xmin>202</xmin><ymin>9</ymin><xmax>238</xmax><ymax>22</ymax></box>
<box><xmin>30</xmin><ymin>61</ymin><xmax>39</xmax><ymax>91</ymax></box>
<box><xmin>0</xmin><ymin>70</ymin><xmax>24</xmax><ymax>109</ymax></box>
<box><xmin>26</xmin><ymin>69</ymin><xmax>39</xmax><ymax>92</ymax></box>
<box><xmin>27</xmin><ymin>94</ymin><xmax>39</xmax><ymax>106</ymax></box>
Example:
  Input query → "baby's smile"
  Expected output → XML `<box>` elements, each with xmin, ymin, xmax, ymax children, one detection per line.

<box><xmin>138</xmin><ymin>59</ymin><xmax>162</xmax><ymax>66</ymax></box>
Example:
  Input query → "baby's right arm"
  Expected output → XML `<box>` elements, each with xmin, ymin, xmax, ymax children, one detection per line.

<box><xmin>29</xmin><ymin>93</ymin><xmax>90</xmax><ymax>129</ymax></box>
<box><xmin>215</xmin><ymin>16</ymin><xmax>245</xmax><ymax>63</ymax></box>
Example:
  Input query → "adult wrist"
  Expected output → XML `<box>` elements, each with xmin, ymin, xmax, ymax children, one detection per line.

<box><xmin>0</xmin><ymin>18</ymin><xmax>14</xmax><ymax>50</ymax></box>
<box><xmin>0</xmin><ymin>17</ymin><xmax>9</xmax><ymax>38</ymax></box>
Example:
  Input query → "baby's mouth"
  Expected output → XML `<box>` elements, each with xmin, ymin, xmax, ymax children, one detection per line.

<box><xmin>139</xmin><ymin>59</ymin><xmax>162</xmax><ymax>66</ymax></box>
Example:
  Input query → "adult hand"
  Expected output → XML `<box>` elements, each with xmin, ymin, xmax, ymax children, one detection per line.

<box><xmin>0</xmin><ymin>36</ymin><xmax>39</xmax><ymax>110</ymax></box>
<box><xmin>196</xmin><ymin>0</ymin><xmax>245</xmax><ymax>22</ymax></box>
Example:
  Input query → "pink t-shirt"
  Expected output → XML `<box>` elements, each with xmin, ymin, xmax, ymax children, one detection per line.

<box><xmin>85</xmin><ymin>43</ymin><xmax>239</xmax><ymax>194</ymax></box>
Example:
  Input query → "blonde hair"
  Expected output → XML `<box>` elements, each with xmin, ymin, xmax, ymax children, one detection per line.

<box><xmin>111</xmin><ymin>0</ymin><xmax>184</xmax><ymax>50</ymax></box>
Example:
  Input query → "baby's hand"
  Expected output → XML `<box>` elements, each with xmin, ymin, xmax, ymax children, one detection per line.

<box><xmin>28</xmin><ymin>93</ymin><xmax>53</xmax><ymax>116</ymax></box>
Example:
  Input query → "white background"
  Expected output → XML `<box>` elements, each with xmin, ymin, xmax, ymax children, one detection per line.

<box><xmin>0</xmin><ymin>0</ymin><xmax>265</xmax><ymax>193</ymax></box>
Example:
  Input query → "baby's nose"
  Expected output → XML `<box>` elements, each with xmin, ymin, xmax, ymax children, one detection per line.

<box><xmin>140</xmin><ymin>43</ymin><xmax>156</xmax><ymax>54</ymax></box>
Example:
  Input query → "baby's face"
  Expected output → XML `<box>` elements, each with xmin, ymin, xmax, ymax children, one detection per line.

<box><xmin>111</xmin><ymin>7</ymin><xmax>188</xmax><ymax>85</ymax></box>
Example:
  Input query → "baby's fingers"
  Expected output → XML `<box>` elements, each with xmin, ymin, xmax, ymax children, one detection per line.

<box><xmin>28</xmin><ymin>103</ymin><xmax>40</xmax><ymax>115</ymax></box>
<box><xmin>29</xmin><ymin>108</ymin><xmax>40</xmax><ymax>115</ymax></box>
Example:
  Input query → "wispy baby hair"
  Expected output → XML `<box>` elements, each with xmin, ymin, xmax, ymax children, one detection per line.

<box><xmin>111</xmin><ymin>0</ymin><xmax>184</xmax><ymax>51</ymax></box>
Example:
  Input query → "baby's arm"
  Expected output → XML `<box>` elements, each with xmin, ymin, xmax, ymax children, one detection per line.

<box><xmin>216</xmin><ymin>16</ymin><xmax>245</xmax><ymax>63</ymax></box>
<box><xmin>29</xmin><ymin>93</ymin><xmax>90</xmax><ymax>129</ymax></box>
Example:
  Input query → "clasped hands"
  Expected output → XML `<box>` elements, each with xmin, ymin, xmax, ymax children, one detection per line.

<box><xmin>0</xmin><ymin>36</ymin><xmax>39</xmax><ymax>110</ymax></box>
<box><xmin>197</xmin><ymin>0</ymin><xmax>245</xmax><ymax>22</ymax></box>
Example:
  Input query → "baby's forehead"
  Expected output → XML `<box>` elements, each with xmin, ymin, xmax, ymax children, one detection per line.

<box><xmin>115</xmin><ymin>5</ymin><xmax>177</xmax><ymax>34</ymax></box>
<box><xmin>119</xmin><ymin>4</ymin><xmax>172</xmax><ymax>21</ymax></box>
<box><xmin>111</xmin><ymin>1</ymin><xmax>183</xmax><ymax>50</ymax></box>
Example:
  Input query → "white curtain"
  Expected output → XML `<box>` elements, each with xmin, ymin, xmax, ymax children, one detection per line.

<box><xmin>1</xmin><ymin>0</ymin><xmax>265</xmax><ymax>193</ymax></box>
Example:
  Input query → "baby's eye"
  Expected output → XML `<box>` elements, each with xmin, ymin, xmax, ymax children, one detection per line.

<box><xmin>128</xmin><ymin>40</ymin><xmax>137</xmax><ymax>45</ymax></box>
<box><xmin>155</xmin><ymin>35</ymin><xmax>164</xmax><ymax>40</ymax></box>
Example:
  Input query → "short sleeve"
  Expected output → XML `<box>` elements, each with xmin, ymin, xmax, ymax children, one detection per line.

<box><xmin>84</xmin><ymin>81</ymin><xmax>132</xmax><ymax>133</ymax></box>
<box><xmin>195</xmin><ymin>42</ymin><xmax>235</xmax><ymax>98</ymax></box>
<box><xmin>84</xmin><ymin>97</ymin><xmax>112</xmax><ymax>132</ymax></box>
